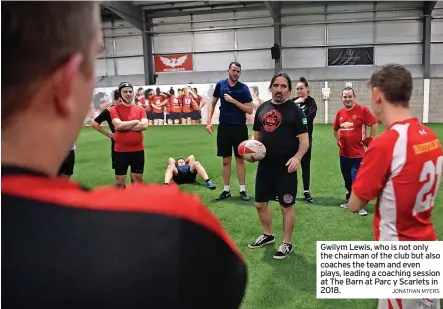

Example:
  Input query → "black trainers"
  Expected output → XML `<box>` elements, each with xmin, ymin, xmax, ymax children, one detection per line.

<box><xmin>248</xmin><ymin>234</ymin><xmax>275</xmax><ymax>249</ymax></box>
<box><xmin>304</xmin><ymin>192</ymin><xmax>313</xmax><ymax>203</ymax></box>
<box><xmin>216</xmin><ymin>190</ymin><xmax>231</xmax><ymax>201</ymax></box>
<box><xmin>273</xmin><ymin>243</ymin><xmax>293</xmax><ymax>259</ymax></box>
<box><xmin>240</xmin><ymin>191</ymin><xmax>250</xmax><ymax>201</ymax></box>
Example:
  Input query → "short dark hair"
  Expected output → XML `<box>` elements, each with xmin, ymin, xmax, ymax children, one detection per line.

<box><xmin>145</xmin><ymin>88</ymin><xmax>153</xmax><ymax>98</ymax></box>
<box><xmin>2</xmin><ymin>2</ymin><xmax>97</xmax><ymax>127</ymax></box>
<box><xmin>342</xmin><ymin>87</ymin><xmax>356</xmax><ymax>96</ymax></box>
<box><xmin>228</xmin><ymin>62</ymin><xmax>241</xmax><ymax>70</ymax></box>
<box><xmin>175</xmin><ymin>158</ymin><xmax>185</xmax><ymax>166</ymax></box>
<box><xmin>269</xmin><ymin>72</ymin><xmax>292</xmax><ymax>92</ymax></box>
<box><xmin>369</xmin><ymin>64</ymin><xmax>412</xmax><ymax>107</ymax></box>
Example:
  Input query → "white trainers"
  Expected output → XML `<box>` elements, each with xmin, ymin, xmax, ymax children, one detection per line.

<box><xmin>340</xmin><ymin>202</ymin><xmax>349</xmax><ymax>208</ymax></box>
<box><xmin>340</xmin><ymin>202</ymin><xmax>368</xmax><ymax>216</ymax></box>
<box><xmin>358</xmin><ymin>209</ymin><xmax>368</xmax><ymax>216</ymax></box>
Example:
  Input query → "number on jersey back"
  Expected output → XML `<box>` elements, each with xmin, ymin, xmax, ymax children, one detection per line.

<box><xmin>351</xmin><ymin>118</ymin><xmax>443</xmax><ymax>241</ymax></box>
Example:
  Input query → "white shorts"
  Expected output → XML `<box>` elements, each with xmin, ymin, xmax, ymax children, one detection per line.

<box><xmin>378</xmin><ymin>298</ymin><xmax>440</xmax><ymax>309</ymax></box>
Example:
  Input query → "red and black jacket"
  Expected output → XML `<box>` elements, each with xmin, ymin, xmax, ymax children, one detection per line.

<box><xmin>2</xmin><ymin>165</ymin><xmax>247</xmax><ymax>308</ymax></box>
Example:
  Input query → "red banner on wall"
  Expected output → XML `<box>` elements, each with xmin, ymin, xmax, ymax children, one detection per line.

<box><xmin>154</xmin><ymin>54</ymin><xmax>193</xmax><ymax>73</ymax></box>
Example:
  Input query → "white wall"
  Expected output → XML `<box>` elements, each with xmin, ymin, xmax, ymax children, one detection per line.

<box><xmin>431</xmin><ymin>3</ymin><xmax>443</xmax><ymax>64</ymax></box>
<box><xmin>152</xmin><ymin>10</ymin><xmax>274</xmax><ymax>73</ymax></box>
<box><xmin>97</xmin><ymin>1</ymin><xmax>443</xmax><ymax>82</ymax></box>
<box><xmin>282</xmin><ymin>2</ymin><xmax>424</xmax><ymax>68</ymax></box>
<box><xmin>96</xmin><ymin>20</ymin><xmax>144</xmax><ymax>77</ymax></box>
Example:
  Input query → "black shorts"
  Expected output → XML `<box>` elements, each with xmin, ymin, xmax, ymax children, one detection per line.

<box><xmin>191</xmin><ymin>110</ymin><xmax>202</xmax><ymax>120</ymax></box>
<box><xmin>114</xmin><ymin>150</ymin><xmax>145</xmax><ymax>176</ymax></box>
<box><xmin>152</xmin><ymin>112</ymin><xmax>164</xmax><ymax>120</ymax></box>
<box><xmin>217</xmin><ymin>123</ymin><xmax>249</xmax><ymax>158</ymax></box>
<box><xmin>173</xmin><ymin>168</ymin><xmax>197</xmax><ymax>185</ymax></box>
<box><xmin>255</xmin><ymin>159</ymin><xmax>298</xmax><ymax>207</ymax></box>
<box><xmin>168</xmin><ymin>112</ymin><xmax>180</xmax><ymax>120</ymax></box>
<box><xmin>146</xmin><ymin>110</ymin><xmax>153</xmax><ymax>120</ymax></box>
<box><xmin>182</xmin><ymin>112</ymin><xmax>193</xmax><ymax>119</ymax></box>
<box><xmin>58</xmin><ymin>150</ymin><xmax>75</xmax><ymax>176</ymax></box>
<box><xmin>111</xmin><ymin>140</ymin><xmax>116</xmax><ymax>169</ymax></box>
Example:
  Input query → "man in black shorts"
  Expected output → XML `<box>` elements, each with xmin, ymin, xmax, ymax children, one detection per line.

<box><xmin>91</xmin><ymin>89</ymin><xmax>120</xmax><ymax>170</ymax></box>
<box><xmin>110</xmin><ymin>82</ymin><xmax>149</xmax><ymax>188</ymax></box>
<box><xmin>206</xmin><ymin>62</ymin><xmax>254</xmax><ymax>201</ymax></box>
<box><xmin>248</xmin><ymin>72</ymin><xmax>310</xmax><ymax>260</ymax></box>
<box><xmin>58</xmin><ymin>143</ymin><xmax>76</xmax><ymax>179</ymax></box>
<box><xmin>164</xmin><ymin>155</ymin><xmax>216</xmax><ymax>189</ymax></box>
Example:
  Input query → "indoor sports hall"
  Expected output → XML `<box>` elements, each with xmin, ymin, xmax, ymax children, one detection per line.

<box><xmin>82</xmin><ymin>1</ymin><xmax>442</xmax><ymax>308</ymax></box>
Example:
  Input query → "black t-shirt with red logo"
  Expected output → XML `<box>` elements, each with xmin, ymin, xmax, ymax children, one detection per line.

<box><xmin>253</xmin><ymin>99</ymin><xmax>308</xmax><ymax>164</ymax></box>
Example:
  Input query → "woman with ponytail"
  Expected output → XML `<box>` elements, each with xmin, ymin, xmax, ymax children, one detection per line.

<box><xmin>292</xmin><ymin>77</ymin><xmax>317</xmax><ymax>203</ymax></box>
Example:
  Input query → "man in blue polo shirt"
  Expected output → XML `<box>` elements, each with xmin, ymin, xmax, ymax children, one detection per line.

<box><xmin>206</xmin><ymin>62</ymin><xmax>254</xmax><ymax>201</ymax></box>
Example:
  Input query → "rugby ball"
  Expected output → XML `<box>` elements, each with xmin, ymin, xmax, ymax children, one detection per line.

<box><xmin>238</xmin><ymin>140</ymin><xmax>266</xmax><ymax>162</ymax></box>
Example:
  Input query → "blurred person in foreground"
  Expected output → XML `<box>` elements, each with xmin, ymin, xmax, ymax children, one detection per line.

<box><xmin>1</xmin><ymin>2</ymin><xmax>247</xmax><ymax>309</ymax></box>
<box><xmin>349</xmin><ymin>64</ymin><xmax>442</xmax><ymax>309</ymax></box>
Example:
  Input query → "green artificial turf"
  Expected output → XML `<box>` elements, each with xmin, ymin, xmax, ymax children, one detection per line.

<box><xmin>73</xmin><ymin>123</ymin><xmax>443</xmax><ymax>309</ymax></box>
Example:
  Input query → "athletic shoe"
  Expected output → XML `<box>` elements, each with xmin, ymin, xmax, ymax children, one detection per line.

<box><xmin>340</xmin><ymin>201</ymin><xmax>368</xmax><ymax>216</ymax></box>
<box><xmin>205</xmin><ymin>180</ymin><xmax>216</xmax><ymax>190</ymax></box>
<box><xmin>216</xmin><ymin>190</ymin><xmax>231</xmax><ymax>201</ymax></box>
<box><xmin>304</xmin><ymin>192</ymin><xmax>313</xmax><ymax>203</ymax></box>
<box><xmin>240</xmin><ymin>191</ymin><xmax>250</xmax><ymax>201</ymax></box>
<box><xmin>248</xmin><ymin>234</ymin><xmax>275</xmax><ymax>249</ymax></box>
<box><xmin>273</xmin><ymin>243</ymin><xmax>293</xmax><ymax>259</ymax></box>
<box><xmin>358</xmin><ymin>209</ymin><xmax>368</xmax><ymax>216</ymax></box>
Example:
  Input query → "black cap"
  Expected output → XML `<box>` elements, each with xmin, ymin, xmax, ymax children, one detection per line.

<box><xmin>118</xmin><ymin>82</ymin><xmax>133</xmax><ymax>103</ymax></box>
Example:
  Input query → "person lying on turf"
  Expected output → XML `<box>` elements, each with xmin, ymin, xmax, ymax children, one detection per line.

<box><xmin>164</xmin><ymin>155</ymin><xmax>216</xmax><ymax>189</ymax></box>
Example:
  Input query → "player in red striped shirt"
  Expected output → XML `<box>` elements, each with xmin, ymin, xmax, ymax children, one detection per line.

<box><xmin>333</xmin><ymin>87</ymin><xmax>378</xmax><ymax>216</ymax></box>
<box><xmin>350</xmin><ymin>64</ymin><xmax>441</xmax><ymax>309</ymax></box>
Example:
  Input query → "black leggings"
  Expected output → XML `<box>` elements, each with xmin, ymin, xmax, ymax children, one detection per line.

<box><xmin>301</xmin><ymin>137</ymin><xmax>312</xmax><ymax>191</ymax></box>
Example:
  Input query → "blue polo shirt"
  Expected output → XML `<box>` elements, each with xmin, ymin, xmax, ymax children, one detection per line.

<box><xmin>213</xmin><ymin>79</ymin><xmax>253</xmax><ymax>125</ymax></box>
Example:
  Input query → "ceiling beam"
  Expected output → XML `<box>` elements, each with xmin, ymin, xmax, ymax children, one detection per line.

<box><xmin>144</xmin><ymin>3</ymin><xmax>266</xmax><ymax>18</ymax></box>
<box><xmin>423</xmin><ymin>1</ymin><xmax>437</xmax><ymax>15</ymax></box>
<box><xmin>265</xmin><ymin>1</ymin><xmax>281</xmax><ymax>21</ymax></box>
<box><xmin>101</xmin><ymin>1</ymin><xmax>144</xmax><ymax>31</ymax></box>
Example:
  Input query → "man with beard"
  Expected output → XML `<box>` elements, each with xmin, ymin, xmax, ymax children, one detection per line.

<box><xmin>110</xmin><ymin>82</ymin><xmax>149</xmax><ymax>188</ymax></box>
<box><xmin>206</xmin><ymin>62</ymin><xmax>254</xmax><ymax>201</ymax></box>
<box><xmin>248</xmin><ymin>72</ymin><xmax>310</xmax><ymax>259</ymax></box>
<box><xmin>333</xmin><ymin>87</ymin><xmax>378</xmax><ymax>216</ymax></box>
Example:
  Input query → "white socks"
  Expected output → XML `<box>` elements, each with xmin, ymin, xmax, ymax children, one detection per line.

<box><xmin>224</xmin><ymin>185</ymin><xmax>246</xmax><ymax>192</ymax></box>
